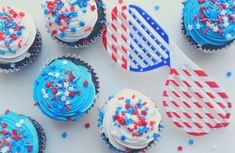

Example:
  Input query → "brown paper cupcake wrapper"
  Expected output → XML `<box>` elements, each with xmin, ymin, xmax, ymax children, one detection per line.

<box><xmin>0</xmin><ymin>30</ymin><xmax>42</xmax><ymax>73</ymax></box>
<box><xmin>20</xmin><ymin>115</ymin><xmax>46</xmax><ymax>153</ymax></box>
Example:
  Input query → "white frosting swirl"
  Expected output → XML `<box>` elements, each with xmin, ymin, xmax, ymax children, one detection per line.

<box><xmin>43</xmin><ymin>0</ymin><xmax>98</xmax><ymax>42</ymax></box>
<box><xmin>100</xmin><ymin>89</ymin><xmax>162</xmax><ymax>151</ymax></box>
<box><xmin>0</xmin><ymin>7</ymin><xmax>37</xmax><ymax>63</ymax></box>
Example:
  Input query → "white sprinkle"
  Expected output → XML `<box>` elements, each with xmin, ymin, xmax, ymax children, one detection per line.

<box><xmin>188</xmin><ymin>25</ymin><xmax>193</xmax><ymax>31</ymax></box>
<box><xmin>62</xmin><ymin>60</ymin><xmax>68</xmax><ymax>65</ymax></box>
<box><xmin>226</xmin><ymin>34</ymin><xmax>232</xmax><ymax>40</ymax></box>
<box><xmin>196</xmin><ymin>23</ymin><xmax>201</xmax><ymax>29</ymax></box>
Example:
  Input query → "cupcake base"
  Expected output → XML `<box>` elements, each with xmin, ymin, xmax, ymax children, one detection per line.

<box><xmin>0</xmin><ymin>30</ymin><xmax>42</xmax><ymax>73</ymax></box>
<box><xmin>55</xmin><ymin>0</ymin><xmax>106</xmax><ymax>48</ymax></box>
<box><xmin>21</xmin><ymin>115</ymin><xmax>46</xmax><ymax>153</ymax></box>
<box><xmin>181</xmin><ymin>17</ymin><xmax>234</xmax><ymax>53</ymax></box>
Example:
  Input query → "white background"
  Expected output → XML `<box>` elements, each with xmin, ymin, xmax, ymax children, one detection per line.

<box><xmin>0</xmin><ymin>0</ymin><xmax>235</xmax><ymax>153</ymax></box>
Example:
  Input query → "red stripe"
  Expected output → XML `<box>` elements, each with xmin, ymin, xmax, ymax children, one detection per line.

<box><xmin>121</xmin><ymin>34</ymin><xmax>127</xmax><ymax>42</ymax></box>
<box><xmin>172</xmin><ymin>91</ymin><xmax>180</xmax><ymax>98</ymax></box>
<box><xmin>121</xmin><ymin>45</ymin><xmax>128</xmax><ymax>54</ymax></box>
<box><xmin>166</xmin><ymin>112</ymin><xmax>173</xmax><ymax>118</ymax></box>
<box><xmin>163</xmin><ymin>90</ymin><xmax>168</xmax><ymax>97</ymax></box>
<box><xmin>121</xmin><ymin>23</ymin><xmax>127</xmax><ymax>32</ymax></box>
<box><xmin>194</xmin><ymin>81</ymin><xmax>203</xmax><ymax>88</ymax></box>
<box><xmin>205</xmin><ymin>122</ymin><xmax>214</xmax><ymax>129</ymax></box>
<box><xmin>195</xmin><ymin>113</ymin><xmax>203</xmax><ymax>119</ymax></box>
<box><xmin>206</xmin><ymin>81</ymin><xmax>219</xmax><ymax>88</ymax></box>
<box><xmin>171</xmin><ymin>80</ymin><xmax>180</xmax><ymax>87</ymax></box>
<box><xmin>228</xmin><ymin>102</ymin><xmax>232</xmax><ymax>108</ymax></box>
<box><xmin>121</xmin><ymin>56</ymin><xmax>127</xmax><ymax>69</ymax></box>
<box><xmin>183</xmin><ymin>91</ymin><xmax>192</xmax><ymax>98</ymax></box>
<box><xmin>187</xmin><ymin>132</ymin><xmax>208</xmax><ymax>136</ymax></box>
<box><xmin>225</xmin><ymin>113</ymin><xmax>231</xmax><ymax>119</ymax></box>
<box><xmin>172</xmin><ymin>112</ymin><xmax>181</xmax><ymax>118</ymax></box>
<box><xmin>217</xmin><ymin>113</ymin><xmax>226</xmax><ymax>119</ymax></box>
<box><xmin>194</xmin><ymin>122</ymin><xmax>203</xmax><ymax>128</ymax></box>
<box><xmin>183</xmin><ymin>122</ymin><xmax>192</xmax><ymax>128</ymax></box>
<box><xmin>112</xmin><ymin>44</ymin><xmax>117</xmax><ymax>53</ymax></box>
<box><xmin>183</xmin><ymin>69</ymin><xmax>191</xmax><ymax>76</ymax></box>
<box><xmin>183</xmin><ymin>112</ymin><xmax>192</xmax><ymax>119</ymax></box>
<box><xmin>205</xmin><ymin>102</ymin><xmax>214</xmax><ymax>108</ymax></box>
<box><xmin>183</xmin><ymin>80</ymin><xmax>191</xmax><ymax>87</ymax></box>
<box><xmin>111</xmin><ymin>34</ymin><xmax>117</xmax><ymax>42</ymax></box>
<box><xmin>111</xmin><ymin>54</ymin><xmax>117</xmax><ymax>62</ymax></box>
<box><xmin>194</xmin><ymin>102</ymin><xmax>203</xmax><ymax>108</ymax></box>
<box><xmin>194</xmin><ymin>70</ymin><xmax>208</xmax><ymax>76</ymax></box>
<box><xmin>121</xmin><ymin>12</ymin><xmax>127</xmax><ymax>20</ymax></box>
<box><xmin>170</xmin><ymin>68</ymin><xmax>179</xmax><ymax>75</ymax></box>
<box><xmin>206</xmin><ymin>92</ymin><xmax>216</xmax><ymax>99</ymax></box>
<box><xmin>111</xmin><ymin>23</ymin><xmax>117</xmax><ymax>31</ymax></box>
<box><xmin>163</xmin><ymin>101</ymin><xmax>169</xmax><ymax>107</ymax></box>
<box><xmin>165</xmin><ymin>80</ymin><xmax>170</xmax><ymax>86</ymax></box>
<box><xmin>206</xmin><ymin>113</ymin><xmax>214</xmax><ymax>119</ymax></box>
<box><xmin>172</xmin><ymin>100</ymin><xmax>180</xmax><ymax>107</ymax></box>
<box><xmin>173</xmin><ymin>122</ymin><xmax>184</xmax><ymax>128</ymax></box>
<box><xmin>183</xmin><ymin>101</ymin><xmax>191</xmax><ymax>108</ymax></box>
<box><xmin>194</xmin><ymin>92</ymin><xmax>203</xmax><ymax>99</ymax></box>
<box><xmin>217</xmin><ymin>92</ymin><xmax>229</xmax><ymax>99</ymax></box>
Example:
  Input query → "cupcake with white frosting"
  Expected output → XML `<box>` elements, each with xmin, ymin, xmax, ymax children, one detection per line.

<box><xmin>0</xmin><ymin>7</ymin><xmax>42</xmax><ymax>73</ymax></box>
<box><xmin>42</xmin><ymin>0</ymin><xmax>106</xmax><ymax>48</ymax></box>
<box><xmin>98</xmin><ymin>89</ymin><xmax>163</xmax><ymax>152</ymax></box>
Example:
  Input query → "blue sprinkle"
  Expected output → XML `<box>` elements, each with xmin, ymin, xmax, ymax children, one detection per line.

<box><xmin>125</xmin><ymin>99</ymin><xmax>131</xmax><ymax>104</ymax></box>
<box><xmin>62</xmin><ymin>132</ymin><xmax>67</xmax><ymax>138</ymax></box>
<box><xmin>188</xmin><ymin>139</ymin><xmax>194</xmax><ymax>145</ymax></box>
<box><xmin>60</xmin><ymin>32</ymin><xmax>65</xmax><ymax>38</ymax></box>
<box><xmin>16</xmin><ymin>30</ymin><xmax>22</xmax><ymax>36</ymax></box>
<box><xmin>71</xmin><ymin>27</ymin><xmax>77</xmax><ymax>33</ymax></box>
<box><xmin>0</xmin><ymin>50</ymin><xmax>5</xmax><ymax>55</ymax></box>
<box><xmin>8</xmin><ymin>47</ymin><xmax>16</xmax><ymax>54</ymax></box>
<box><xmin>44</xmin><ymin>9</ymin><xmax>49</xmax><ymax>15</ymax></box>
<box><xmin>159</xmin><ymin>124</ymin><xmax>165</xmax><ymax>129</ymax></box>
<box><xmin>154</xmin><ymin>5</ymin><xmax>160</xmax><ymax>11</ymax></box>
<box><xmin>120</xmin><ymin>135</ymin><xmax>126</xmax><ymax>141</ymax></box>
<box><xmin>226</xmin><ymin>71</ymin><xmax>232</xmax><ymax>78</ymax></box>
<box><xmin>82</xmin><ymin>10</ymin><xmax>87</xmax><ymax>14</ymax></box>
<box><xmin>153</xmin><ymin>133</ymin><xmax>159</xmax><ymax>139</ymax></box>
<box><xmin>79</xmin><ymin>21</ymin><xmax>85</xmax><ymax>27</ymax></box>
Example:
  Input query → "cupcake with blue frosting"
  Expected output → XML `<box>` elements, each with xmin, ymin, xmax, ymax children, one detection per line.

<box><xmin>98</xmin><ymin>89</ymin><xmax>163</xmax><ymax>152</ymax></box>
<box><xmin>0</xmin><ymin>110</ymin><xmax>46</xmax><ymax>153</ymax></box>
<box><xmin>33</xmin><ymin>55</ymin><xmax>99</xmax><ymax>121</ymax></box>
<box><xmin>41</xmin><ymin>0</ymin><xmax>106</xmax><ymax>48</ymax></box>
<box><xmin>182</xmin><ymin>0</ymin><xmax>235</xmax><ymax>52</ymax></box>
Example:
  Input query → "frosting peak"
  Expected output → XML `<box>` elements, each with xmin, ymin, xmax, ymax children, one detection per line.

<box><xmin>42</xmin><ymin>0</ymin><xmax>98</xmax><ymax>42</ymax></box>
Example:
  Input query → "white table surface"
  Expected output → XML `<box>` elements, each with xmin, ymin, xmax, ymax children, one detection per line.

<box><xmin>0</xmin><ymin>0</ymin><xmax>234</xmax><ymax>153</ymax></box>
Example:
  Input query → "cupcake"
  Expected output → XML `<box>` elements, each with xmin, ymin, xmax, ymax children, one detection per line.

<box><xmin>182</xmin><ymin>0</ymin><xmax>235</xmax><ymax>52</ymax></box>
<box><xmin>41</xmin><ymin>0</ymin><xmax>106</xmax><ymax>48</ymax></box>
<box><xmin>33</xmin><ymin>55</ymin><xmax>99</xmax><ymax>121</ymax></box>
<box><xmin>98</xmin><ymin>89</ymin><xmax>162</xmax><ymax>152</ymax></box>
<box><xmin>0</xmin><ymin>110</ymin><xmax>46</xmax><ymax>153</ymax></box>
<box><xmin>0</xmin><ymin>7</ymin><xmax>42</xmax><ymax>72</ymax></box>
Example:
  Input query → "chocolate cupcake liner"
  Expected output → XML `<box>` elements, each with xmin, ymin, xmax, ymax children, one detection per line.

<box><xmin>46</xmin><ymin>0</ymin><xmax>106</xmax><ymax>49</ymax></box>
<box><xmin>98</xmin><ymin>98</ymin><xmax>163</xmax><ymax>153</ymax></box>
<box><xmin>0</xmin><ymin>30</ymin><xmax>42</xmax><ymax>73</ymax></box>
<box><xmin>20</xmin><ymin>115</ymin><xmax>46</xmax><ymax>153</ymax></box>
<box><xmin>181</xmin><ymin>16</ymin><xmax>235</xmax><ymax>54</ymax></box>
<box><xmin>41</xmin><ymin>54</ymin><xmax>99</xmax><ymax>121</ymax></box>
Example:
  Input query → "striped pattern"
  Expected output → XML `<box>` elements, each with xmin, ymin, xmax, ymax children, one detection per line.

<box><xmin>102</xmin><ymin>4</ymin><xmax>170</xmax><ymax>72</ymax></box>
<box><xmin>163</xmin><ymin>67</ymin><xmax>232</xmax><ymax>136</ymax></box>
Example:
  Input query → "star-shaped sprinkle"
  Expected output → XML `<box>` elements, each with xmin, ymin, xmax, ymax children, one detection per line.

<box><xmin>84</xmin><ymin>123</ymin><xmax>91</xmax><ymax>129</ymax></box>
<box><xmin>226</xmin><ymin>71</ymin><xmax>232</xmax><ymax>78</ymax></box>
<box><xmin>62</xmin><ymin>60</ymin><xmax>68</xmax><ymax>65</ymax></box>
<box><xmin>188</xmin><ymin>25</ymin><xmax>193</xmax><ymax>31</ymax></box>
<box><xmin>188</xmin><ymin>139</ymin><xmax>194</xmax><ymax>145</ymax></box>
<box><xmin>61</xmin><ymin>132</ymin><xmax>67</xmax><ymax>138</ymax></box>
<box><xmin>196</xmin><ymin>23</ymin><xmax>201</xmax><ymax>29</ymax></box>
<box><xmin>226</xmin><ymin>34</ymin><xmax>232</xmax><ymax>40</ymax></box>
<box><xmin>154</xmin><ymin>5</ymin><xmax>160</xmax><ymax>11</ymax></box>
<box><xmin>177</xmin><ymin>146</ymin><xmax>183</xmax><ymax>151</ymax></box>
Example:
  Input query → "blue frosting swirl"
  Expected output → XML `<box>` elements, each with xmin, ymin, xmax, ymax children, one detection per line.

<box><xmin>0</xmin><ymin>111</ymin><xmax>39</xmax><ymax>153</ymax></box>
<box><xmin>183</xmin><ymin>0</ymin><xmax>235</xmax><ymax>46</ymax></box>
<box><xmin>33</xmin><ymin>59</ymin><xmax>96</xmax><ymax>121</ymax></box>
